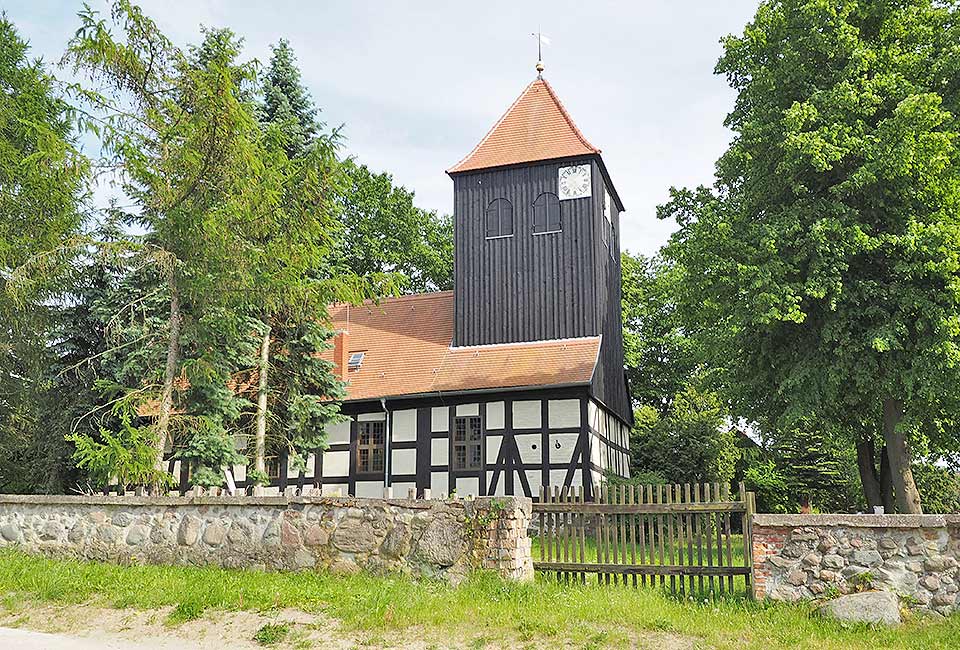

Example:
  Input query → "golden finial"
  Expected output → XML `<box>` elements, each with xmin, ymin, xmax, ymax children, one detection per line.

<box><xmin>532</xmin><ymin>30</ymin><xmax>549</xmax><ymax>78</ymax></box>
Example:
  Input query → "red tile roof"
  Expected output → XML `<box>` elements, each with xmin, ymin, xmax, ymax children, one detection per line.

<box><xmin>447</xmin><ymin>78</ymin><xmax>600</xmax><ymax>174</ymax></box>
<box><xmin>325</xmin><ymin>292</ymin><xmax>600</xmax><ymax>402</ymax></box>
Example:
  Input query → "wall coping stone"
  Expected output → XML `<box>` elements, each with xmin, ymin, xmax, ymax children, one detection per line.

<box><xmin>754</xmin><ymin>513</ymin><xmax>960</xmax><ymax>529</ymax></box>
<box><xmin>0</xmin><ymin>493</ymin><xmax>531</xmax><ymax>516</ymax></box>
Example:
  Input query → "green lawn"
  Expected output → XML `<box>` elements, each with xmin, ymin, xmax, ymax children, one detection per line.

<box><xmin>0</xmin><ymin>549</ymin><xmax>958</xmax><ymax>649</ymax></box>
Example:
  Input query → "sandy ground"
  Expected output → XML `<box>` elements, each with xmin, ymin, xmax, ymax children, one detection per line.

<box><xmin>0</xmin><ymin>601</ymin><xmax>696</xmax><ymax>649</ymax></box>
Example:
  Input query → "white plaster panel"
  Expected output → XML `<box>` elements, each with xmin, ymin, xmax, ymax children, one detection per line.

<box><xmin>391</xmin><ymin>448</ymin><xmax>417</xmax><ymax>475</ymax></box>
<box><xmin>513</xmin><ymin>400</ymin><xmax>541</xmax><ymax>429</ymax></box>
<box><xmin>456</xmin><ymin>403</ymin><xmax>479</xmax><ymax>417</ymax></box>
<box><xmin>549</xmin><ymin>432</ymin><xmax>580</xmax><ymax>464</ymax></box>
<box><xmin>354</xmin><ymin>480</ymin><xmax>384</xmax><ymax>498</ymax></box>
<box><xmin>430</xmin><ymin>472</ymin><xmax>448</xmax><ymax>496</ymax></box>
<box><xmin>485</xmin><ymin>401</ymin><xmax>504</xmax><ymax>430</ymax></box>
<box><xmin>171</xmin><ymin>460</ymin><xmax>181</xmax><ymax>477</ymax></box>
<box><xmin>358</xmin><ymin>411</ymin><xmax>386</xmax><ymax>422</ymax></box>
<box><xmin>326</xmin><ymin>420</ymin><xmax>351</xmax><ymax>445</ymax></box>
<box><xmin>287</xmin><ymin>461</ymin><xmax>300</xmax><ymax>479</ymax></box>
<box><xmin>485</xmin><ymin>434</ymin><xmax>502</xmax><ymax>464</ymax></box>
<box><xmin>304</xmin><ymin>454</ymin><xmax>316</xmax><ymax>478</ymax></box>
<box><xmin>588</xmin><ymin>400</ymin><xmax>601</xmax><ymax>432</ymax></box>
<box><xmin>590</xmin><ymin>433</ymin><xmax>601</xmax><ymax>467</ymax></box>
<box><xmin>262</xmin><ymin>486</ymin><xmax>281</xmax><ymax>496</ymax></box>
<box><xmin>392</xmin><ymin>482</ymin><xmax>417</xmax><ymax>499</ymax></box>
<box><xmin>431</xmin><ymin>407</ymin><xmax>449</xmax><ymax>432</ymax></box>
<box><xmin>549</xmin><ymin>469</ymin><xmax>568</xmax><ymax>489</ymax></box>
<box><xmin>320</xmin><ymin>484</ymin><xmax>345</xmax><ymax>497</ymax></box>
<box><xmin>391</xmin><ymin>409</ymin><xmax>417</xmax><ymax>441</ymax></box>
<box><xmin>515</xmin><ymin>433</ymin><xmax>542</xmax><ymax>465</ymax></box>
<box><xmin>431</xmin><ymin>438</ymin><xmax>448</xmax><ymax>466</ymax></box>
<box><xmin>232</xmin><ymin>464</ymin><xmax>246</xmax><ymax>482</ymax></box>
<box><xmin>322</xmin><ymin>450</ymin><xmax>349</xmax><ymax>477</ymax></box>
<box><xmin>548</xmin><ymin>399</ymin><xmax>581</xmax><ymax>429</ymax></box>
<box><xmin>488</xmin><ymin>472</ymin><xmax>507</xmax><ymax>496</ymax></box>
<box><xmin>455</xmin><ymin>477</ymin><xmax>480</xmax><ymax>497</ymax></box>
<box><xmin>526</xmin><ymin>470</ymin><xmax>542</xmax><ymax>498</ymax></box>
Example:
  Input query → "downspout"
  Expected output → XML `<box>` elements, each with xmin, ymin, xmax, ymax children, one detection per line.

<box><xmin>380</xmin><ymin>397</ymin><xmax>391</xmax><ymax>490</ymax></box>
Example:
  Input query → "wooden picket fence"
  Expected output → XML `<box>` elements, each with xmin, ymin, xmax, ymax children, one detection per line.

<box><xmin>533</xmin><ymin>482</ymin><xmax>756</xmax><ymax>597</ymax></box>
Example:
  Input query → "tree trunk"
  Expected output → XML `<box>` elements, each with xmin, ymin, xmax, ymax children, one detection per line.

<box><xmin>855</xmin><ymin>437</ymin><xmax>882</xmax><ymax>510</ymax></box>
<box><xmin>879</xmin><ymin>446</ymin><xmax>895</xmax><ymax>513</ymax></box>
<box><xmin>881</xmin><ymin>398</ymin><xmax>922</xmax><ymax>514</ymax></box>
<box><xmin>254</xmin><ymin>324</ymin><xmax>271</xmax><ymax>477</ymax></box>
<box><xmin>156</xmin><ymin>275</ymin><xmax>181</xmax><ymax>474</ymax></box>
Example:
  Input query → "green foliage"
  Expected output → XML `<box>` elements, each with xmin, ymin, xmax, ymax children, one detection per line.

<box><xmin>173</xmin><ymin>416</ymin><xmax>245</xmax><ymax>489</ymax></box>
<box><xmin>336</xmin><ymin>159</ymin><xmax>454</xmax><ymax>293</ymax></box>
<box><xmin>253</xmin><ymin>623</ymin><xmax>290</xmax><ymax>646</ymax></box>
<box><xmin>0</xmin><ymin>15</ymin><xmax>89</xmax><ymax>493</ymax></box>
<box><xmin>658</xmin><ymin>0</ymin><xmax>960</xmax><ymax>509</ymax></box>
<box><xmin>912</xmin><ymin>462</ymin><xmax>960</xmax><ymax>513</ymax></box>
<box><xmin>67</xmin><ymin>402</ymin><xmax>174</xmax><ymax>490</ymax></box>
<box><xmin>260</xmin><ymin>39</ymin><xmax>317</xmax><ymax>157</ymax></box>
<box><xmin>629</xmin><ymin>382</ymin><xmax>741</xmax><ymax>485</ymax></box>
<box><xmin>620</xmin><ymin>252</ymin><xmax>696</xmax><ymax>416</ymax></box>
<box><xmin>743</xmin><ymin>460</ymin><xmax>793</xmax><ymax>514</ymax></box>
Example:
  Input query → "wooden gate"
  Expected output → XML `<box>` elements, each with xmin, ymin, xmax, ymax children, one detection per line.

<box><xmin>533</xmin><ymin>482</ymin><xmax>756</xmax><ymax>596</ymax></box>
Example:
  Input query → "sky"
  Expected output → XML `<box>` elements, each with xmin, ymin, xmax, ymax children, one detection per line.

<box><xmin>7</xmin><ymin>0</ymin><xmax>761</xmax><ymax>256</ymax></box>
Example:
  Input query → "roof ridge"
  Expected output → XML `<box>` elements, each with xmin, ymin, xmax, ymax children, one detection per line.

<box><xmin>447</xmin><ymin>76</ymin><xmax>601</xmax><ymax>174</ymax></box>
<box><xmin>446</xmin><ymin>78</ymin><xmax>538</xmax><ymax>174</ymax></box>
<box><xmin>537</xmin><ymin>78</ymin><xmax>599</xmax><ymax>154</ymax></box>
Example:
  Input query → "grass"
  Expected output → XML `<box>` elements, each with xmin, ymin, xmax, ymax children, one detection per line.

<box><xmin>253</xmin><ymin>622</ymin><xmax>291</xmax><ymax>646</ymax></box>
<box><xmin>0</xmin><ymin>549</ymin><xmax>958</xmax><ymax>649</ymax></box>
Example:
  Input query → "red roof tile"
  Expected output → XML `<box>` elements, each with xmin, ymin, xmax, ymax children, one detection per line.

<box><xmin>448</xmin><ymin>78</ymin><xmax>600</xmax><ymax>174</ymax></box>
<box><xmin>325</xmin><ymin>292</ymin><xmax>600</xmax><ymax>401</ymax></box>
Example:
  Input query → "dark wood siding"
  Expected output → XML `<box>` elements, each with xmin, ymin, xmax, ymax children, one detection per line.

<box><xmin>450</xmin><ymin>155</ymin><xmax>631</xmax><ymax>424</ymax></box>
<box><xmin>452</xmin><ymin>157</ymin><xmax>599</xmax><ymax>346</ymax></box>
<box><xmin>590</xmin><ymin>169</ymin><xmax>632</xmax><ymax>424</ymax></box>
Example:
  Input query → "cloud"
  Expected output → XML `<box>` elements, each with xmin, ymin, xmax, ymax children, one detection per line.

<box><xmin>9</xmin><ymin>0</ymin><xmax>760</xmax><ymax>256</ymax></box>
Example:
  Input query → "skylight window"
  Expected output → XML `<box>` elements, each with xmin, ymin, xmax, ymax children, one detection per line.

<box><xmin>348</xmin><ymin>351</ymin><xmax>365</xmax><ymax>371</ymax></box>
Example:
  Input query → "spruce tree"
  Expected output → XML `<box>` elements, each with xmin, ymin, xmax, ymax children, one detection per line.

<box><xmin>261</xmin><ymin>39</ymin><xmax>318</xmax><ymax>157</ymax></box>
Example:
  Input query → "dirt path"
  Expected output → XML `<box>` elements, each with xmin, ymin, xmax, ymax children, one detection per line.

<box><xmin>0</xmin><ymin>601</ymin><xmax>695</xmax><ymax>649</ymax></box>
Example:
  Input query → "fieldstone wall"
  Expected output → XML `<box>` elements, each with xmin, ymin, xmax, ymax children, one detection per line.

<box><xmin>0</xmin><ymin>494</ymin><xmax>533</xmax><ymax>583</ymax></box>
<box><xmin>753</xmin><ymin>514</ymin><xmax>960</xmax><ymax>616</ymax></box>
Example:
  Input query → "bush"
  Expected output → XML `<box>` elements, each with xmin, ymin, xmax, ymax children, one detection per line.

<box><xmin>913</xmin><ymin>462</ymin><xmax>960</xmax><ymax>513</ymax></box>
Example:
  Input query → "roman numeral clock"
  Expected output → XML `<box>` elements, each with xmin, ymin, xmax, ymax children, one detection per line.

<box><xmin>558</xmin><ymin>164</ymin><xmax>591</xmax><ymax>200</ymax></box>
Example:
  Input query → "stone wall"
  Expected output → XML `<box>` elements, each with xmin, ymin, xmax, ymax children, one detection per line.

<box><xmin>753</xmin><ymin>514</ymin><xmax>960</xmax><ymax>616</ymax></box>
<box><xmin>0</xmin><ymin>494</ymin><xmax>533</xmax><ymax>583</ymax></box>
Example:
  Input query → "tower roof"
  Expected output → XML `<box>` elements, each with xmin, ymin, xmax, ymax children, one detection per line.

<box><xmin>448</xmin><ymin>78</ymin><xmax>600</xmax><ymax>174</ymax></box>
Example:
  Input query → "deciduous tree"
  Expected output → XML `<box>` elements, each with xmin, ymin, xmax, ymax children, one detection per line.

<box><xmin>660</xmin><ymin>0</ymin><xmax>960</xmax><ymax>513</ymax></box>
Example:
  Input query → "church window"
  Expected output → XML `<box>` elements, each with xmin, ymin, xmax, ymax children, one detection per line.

<box><xmin>452</xmin><ymin>416</ymin><xmax>482</xmax><ymax>470</ymax></box>
<box><xmin>356</xmin><ymin>421</ymin><xmax>385</xmax><ymax>474</ymax></box>
<box><xmin>532</xmin><ymin>192</ymin><xmax>561</xmax><ymax>234</ymax></box>
<box><xmin>485</xmin><ymin>198</ymin><xmax>513</xmax><ymax>238</ymax></box>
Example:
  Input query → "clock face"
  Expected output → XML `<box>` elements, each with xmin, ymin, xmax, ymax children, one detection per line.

<box><xmin>558</xmin><ymin>164</ymin><xmax>592</xmax><ymax>200</ymax></box>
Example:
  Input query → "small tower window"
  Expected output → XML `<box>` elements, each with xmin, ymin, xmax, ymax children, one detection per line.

<box><xmin>533</xmin><ymin>192</ymin><xmax>561</xmax><ymax>234</ymax></box>
<box><xmin>485</xmin><ymin>199</ymin><xmax>513</xmax><ymax>238</ymax></box>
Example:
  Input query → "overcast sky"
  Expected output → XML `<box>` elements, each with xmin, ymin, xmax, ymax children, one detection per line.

<box><xmin>8</xmin><ymin>1</ymin><xmax>760</xmax><ymax>256</ymax></box>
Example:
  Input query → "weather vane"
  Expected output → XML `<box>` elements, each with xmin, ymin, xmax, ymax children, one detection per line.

<box><xmin>531</xmin><ymin>30</ymin><xmax>550</xmax><ymax>77</ymax></box>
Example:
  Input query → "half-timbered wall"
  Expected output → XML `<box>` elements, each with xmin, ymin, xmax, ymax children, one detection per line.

<box><xmin>214</xmin><ymin>390</ymin><xmax>630</xmax><ymax>500</ymax></box>
<box><xmin>586</xmin><ymin>398</ymin><xmax>630</xmax><ymax>494</ymax></box>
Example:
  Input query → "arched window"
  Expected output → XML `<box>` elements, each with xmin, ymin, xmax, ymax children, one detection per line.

<box><xmin>484</xmin><ymin>198</ymin><xmax>513</xmax><ymax>238</ymax></box>
<box><xmin>532</xmin><ymin>192</ymin><xmax>561</xmax><ymax>233</ymax></box>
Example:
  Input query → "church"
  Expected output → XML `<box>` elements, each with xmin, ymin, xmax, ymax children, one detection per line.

<box><xmin>255</xmin><ymin>70</ymin><xmax>631</xmax><ymax>500</ymax></box>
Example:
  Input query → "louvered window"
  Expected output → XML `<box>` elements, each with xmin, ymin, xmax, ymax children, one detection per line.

<box><xmin>533</xmin><ymin>192</ymin><xmax>561</xmax><ymax>233</ymax></box>
<box><xmin>485</xmin><ymin>198</ymin><xmax>513</xmax><ymax>238</ymax></box>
